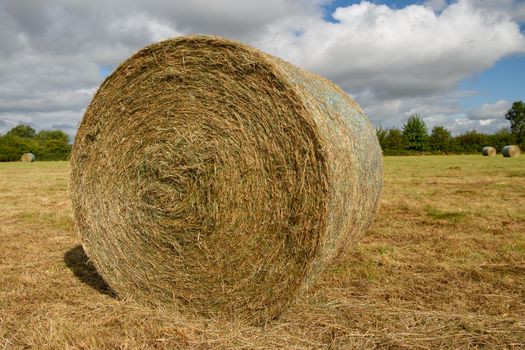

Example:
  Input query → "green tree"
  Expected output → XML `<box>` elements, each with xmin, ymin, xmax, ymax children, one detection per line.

<box><xmin>453</xmin><ymin>130</ymin><xmax>489</xmax><ymax>153</ymax></box>
<box><xmin>403</xmin><ymin>115</ymin><xmax>428</xmax><ymax>151</ymax></box>
<box><xmin>376</xmin><ymin>126</ymin><xmax>388</xmax><ymax>151</ymax></box>
<box><xmin>41</xmin><ymin>139</ymin><xmax>72</xmax><ymax>160</ymax></box>
<box><xmin>505</xmin><ymin>101</ymin><xmax>525</xmax><ymax>145</ymax></box>
<box><xmin>490</xmin><ymin>128</ymin><xmax>516</xmax><ymax>151</ymax></box>
<box><xmin>429</xmin><ymin>126</ymin><xmax>452</xmax><ymax>152</ymax></box>
<box><xmin>6</xmin><ymin>124</ymin><xmax>36</xmax><ymax>138</ymax></box>
<box><xmin>35</xmin><ymin>129</ymin><xmax>69</xmax><ymax>144</ymax></box>
<box><xmin>0</xmin><ymin>134</ymin><xmax>38</xmax><ymax>161</ymax></box>
<box><xmin>384</xmin><ymin>128</ymin><xmax>407</xmax><ymax>150</ymax></box>
<box><xmin>0</xmin><ymin>125</ymin><xmax>71</xmax><ymax>161</ymax></box>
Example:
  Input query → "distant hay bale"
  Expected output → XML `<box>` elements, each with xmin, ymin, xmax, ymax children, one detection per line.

<box><xmin>20</xmin><ymin>153</ymin><xmax>35</xmax><ymax>162</ymax></box>
<box><xmin>502</xmin><ymin>145</ymin><xmax>521</xmax><ymax>157</ymax></box>
<box><xmin>70</xmin><ymin>35</ymin><xmax>383</xmax><ymax>323</ymax></box>
<box><xmin>482</xmin><ymin>146</ymin><xmax>497</xmax><ymax>156</ymax></box>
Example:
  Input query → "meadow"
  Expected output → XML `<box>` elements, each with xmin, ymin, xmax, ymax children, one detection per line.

<box><xmin>1</xmin><ymin>155</ymin><xmax>524</xmax><ymax>349</ymax></box>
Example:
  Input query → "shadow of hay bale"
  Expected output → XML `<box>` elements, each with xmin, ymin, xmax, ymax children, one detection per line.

<box><xmin>64</xmin><ymin>245</ymin><xmax>116</xmax><ymax>297</ymax></box>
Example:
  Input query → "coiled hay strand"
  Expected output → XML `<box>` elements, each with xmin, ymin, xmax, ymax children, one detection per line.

<box><xmin>502</xmin><ymin>145</ymin><xmax>521</xmax><ymax>157</ymax></box>
<box><xmin>482</xmin><ymin>146</ymin><xmax>497</xmax><ymax>156</ymax></box>
<box><xmin>70</xmin><ymin>35</ymin><xmax>383</xmax><ymax>323</ymax></box>
<box><xmin>21</xmin><ymin>153</ymin><xmax>35</xmax><ymax>162</ymax></box>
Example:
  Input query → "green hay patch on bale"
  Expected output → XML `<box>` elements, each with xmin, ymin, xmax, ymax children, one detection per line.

<box><xmin>482</xmin><ymin>146</ymin><xmax>497</xmax><ymax>156</ymax></box>
<box><xmin>20</xmin><ymin>153</ymin><xmax>35</xmax><ymax>162</ymax></box>
<box><xmin>502</xmin><ymin>145</ymin><xmax>521</xmax><ymax>158</ymax></box>
<box><xmin>70</xmin><ymin>35</ymin><xmax>383</xmax><ymax>324</ymax></box>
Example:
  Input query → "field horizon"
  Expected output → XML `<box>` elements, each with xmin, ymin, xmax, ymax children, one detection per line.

<box><xmin>1</xmin><ymin>155</ymin><xmax>524</xmax><ymax>349</ymax></box>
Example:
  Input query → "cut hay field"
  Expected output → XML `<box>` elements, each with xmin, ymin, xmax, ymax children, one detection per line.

<box><xmin>1</xmin><ymin>155</ymin><xmax>524</xmax><ymax>349</ymax></box>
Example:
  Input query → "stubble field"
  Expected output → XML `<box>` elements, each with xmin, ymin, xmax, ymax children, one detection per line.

<box><xmin>1</xmin><ymin>155</ymin><xmax>524</xmax><ymax>349</ymax></box>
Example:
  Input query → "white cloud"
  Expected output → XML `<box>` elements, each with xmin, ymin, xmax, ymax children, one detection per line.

<box><xmin>256</xmin><ymin>0</ymin><xmax>524</xmax><ymax>134</ymax></box>
<box><xmin>479</xmin><ymin>119</ymin><xmax>495</xmax><ymax>126</ymax></box>
<box><xmin>0</xmin><ymin>0</ymin><xmax>524</xmax><ymax>137</ymax></box>
<box><xmin>447</xmin><ymin>116</ymin><xmax>510</xmax><ymax>134</ymax></box>
<box><xmin>470</xmin><ymin>0</ymin><xmax>525</xmax><ymax>22</ymax></box>
<box><xmin>426</xmin><ymin>99</ymin><xmax>512</xmax><ymax>134</ymax></box>
<box><xmin>466</xmin><ymin>99</ymin><xmax>511</xmax><ymax>120</ymax></box>
<box><xmin>425</xmin><ymin>0</ymin><xmax>449</xmax><ymax>12</ymax></box>
<box><xmin>262</xmin><ymin>0</ymin><xmax>525</xmax><ymax>100</ymax></box>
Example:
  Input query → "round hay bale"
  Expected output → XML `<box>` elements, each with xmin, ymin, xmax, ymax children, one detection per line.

<box><xmin>70</xmin><ymin>35</ymin><xmax>383</xmax><ymax>323</ymax></box>
<box><xmin>502</xmin><ymin>145</ymin><xmax>521</xmax><ymax>157</ymax></box>
<box><xmin>20</xmin><ymin>153</ymin><xmax>35</xmax><ymax>162</ymax></box>
<box><xmin>482</xmin><ymin>146</ymin><xmax>497</xmax><ymax>156</ymax></box>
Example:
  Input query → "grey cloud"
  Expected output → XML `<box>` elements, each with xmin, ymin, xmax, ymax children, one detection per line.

<box><xmin>134</xmin><ymin>0</ymin><xmax>299</xmax><ymax>37</ymax></box>
<box><xmin>51</xmin><ymin>123</ymin><xmax>75</xmax><ymax>130</ymax></box>
<box><xmin>447</xmin><ymin>118</ymin><xmax>510</xmax><ymax>134</ymax></box>
<box><xmin>466</xmin><ymin>100</ymin><xmax>511</xmax><ymax>120</ymax></box>
<box><xmin>2</xmin><ymin>0</ymin><xmax>54</xmax><ymax>36</ymax></box>
<box><xmin>0</xmin><ymin>110</ymin><xmax>83</xmax><ymax>139</ymax></box>
<box><xmin>310</xmin><ymin>3</ymin><xmax>523</xmax><ymax>100</ymax></box>
<box><xmin>425</xmin><ymin>0</ymin><xmax>449</xmax><ymax>12</ymax></box>
<box><xmin>0</xmin><ymin>100</ymin><xmax>87</xmax><ymax>114</ymax></box>
<box><xmin>0</xmin><ymin>119</ymin><xmax>13</xmax><ymax>135</ymax></box>
<box><xmin>353</xmin><ymin>89</ymin><xmax>512</xmax><ymax>136</ymax></box>
<box><xmin>355</xmin><ymin>91</ymin><xmax>463</xmax><ymax>129</ymax></box>
<box><xmin>0</xmin><ymin>0</ymin><xmax>523</xmax><ymax>137</ymax></box>
<box><xmin>2</xmin><ymin>0</ymin><xmax>323</xmax><ymax>56</ymax></box>
<box><xmin>470</xmin><ymin>0</ymin><xmax>525</xmax><ymax>22</ymax></box>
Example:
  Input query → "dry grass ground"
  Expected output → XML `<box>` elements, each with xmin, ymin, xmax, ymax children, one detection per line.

<box><xmin>1</xmin><ymin>155</ymin><xmax>524</xmax><ymax>349</ymax></box>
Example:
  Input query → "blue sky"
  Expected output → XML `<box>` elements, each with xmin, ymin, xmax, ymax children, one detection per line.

<box><xmin>460</xmin><ymin>55</ymin><xmax>525</xmax><ymax>109</ymax></box>
<box><xmin>321</xmin><ymin>0</ymin><xmax>525</xmax><ymax>131</ymax></box>
<box><xmin>325</xmin><ymin>0</ymin><xmax>430</xmax><ymax>17</ymax></box>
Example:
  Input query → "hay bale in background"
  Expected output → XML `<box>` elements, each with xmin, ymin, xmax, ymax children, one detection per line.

<box><xmin>70</xmin><ymin>35</ymin><xmax>383</xmax><ymax>323</ymax></box>
<box><xmin>20</xmin><ymin>153</ymin><xmax>35</xmax><ymax>162</ymax></box>
<box><xmin>482</xmin><ymin>146</ymin><xmax>497</xmax><ymax>156</ymax></box>
<box><xmin>502</xmin><ymin>145</ymin><xmax>521</xmax><ymax>157</ymax></box>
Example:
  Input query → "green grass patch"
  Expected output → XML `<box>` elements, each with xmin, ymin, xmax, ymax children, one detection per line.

<box><xmin>508</xmin><ymin>171</ymin><xmax>525</xmax><ymax>178</ymax></box>
<box><xmin>499</xmin><ymin>234</ymin><xmax>525</xmax><ymax>255</ymax></box>
<box><xmin>424</xmin><ymin>205</ymin><xmax>468</xmax><ymax>223</ymax></box>
<box><xmin>16</xmin><ymin>211</ymin><xmax>73</xmax><ymax>231</ymax></box>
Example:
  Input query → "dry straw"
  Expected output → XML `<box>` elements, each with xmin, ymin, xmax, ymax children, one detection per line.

<box><xmin>20</xmin><ymin>153</ymin><xmax>35</xmax><ymax>162</ymax></box>
<box><xmin>502</xmin><ymin>145</ymin><xmax>521</xmax><ymax>157</ymax></box>
<box><xmin>482</xmin><ymin>146</ymin><xmax>497</xmax><ymax>156</ymax></box>
<box><xmin>70</xmin><ymin>35</ymin><xmax>383</xmax><ymax>323</ymax></box>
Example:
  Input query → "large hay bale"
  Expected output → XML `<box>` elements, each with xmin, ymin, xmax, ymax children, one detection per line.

<box><xmin>502</xmin><ymin>145</ymin><xmax>521</xmax><ymax>157</ymax></box>
<box><xmin>70</xmin><ymin>35</ymin><xmax>383</xmax><ymax>323</ymax></box>
<box><xmin>20</xmin><ymin>153</ymin><xmax>35</xmax><ymax>162</ymax></box>
<box><xmin>482</xmin><ymin>146</ymin><xmax>497</xmax><ymax>156</ymax></box>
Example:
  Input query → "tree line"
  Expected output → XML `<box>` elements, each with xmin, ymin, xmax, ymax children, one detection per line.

<box><xmin>0</xmin><ymin>125</ymin><xmax>71</xmax><ymax>161</ymax></box>
<box><xmin>376</xmin><ymin>101</ymin><xmax>525</xmax><ymax>155</ymax></box>
<box><xmin>1</xmin><ymin>101</ymin><xmax>523</xmax><ymax>160</ymax></box>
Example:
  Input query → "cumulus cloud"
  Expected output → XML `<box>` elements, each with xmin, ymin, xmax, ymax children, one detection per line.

<box><xmin>425</xmin><ymin>99</ymin><xmax>512</xmax><ymax>134</ymax></box>
<box><xmin>425</xmin><ymin>0</ymin><xmax>449</xmax><ymax>12</ymax></box>
<box><xmin>446</xmin><ymin>116</ymin><xmax>510</xmax><ymax>134</ymax></box>
<box><xmin>263</xmin><ymin>1</ymin><xmax>525</xmax><ymax>99</ymax></box>
<box><xmin>0</xmin><ymin>0</ymin><xmax>328</xmax><ymax>136</ymax></box>
<box><xmin>470</xmin><ymin>0</ymin><xmax>525</xmax><ymax>22</ymax></box>
<box><xmin>259</xmin><ymin>0</ymin><xmax>524</xmax><ymax>133</ymax></box>
<box><xmin>356</xmin><ymin>90</ymin><xmax>466</xmax><ymax>129</ymax></box>
<box><xmin>0</xmin><ymin>0</ymin><xmax>524</xmax><ymax>137</ymax></box>
<box><xmin>466</xmin><ymin>99</ymin><xmax>511</xmax><ymax>120</ymax></box>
